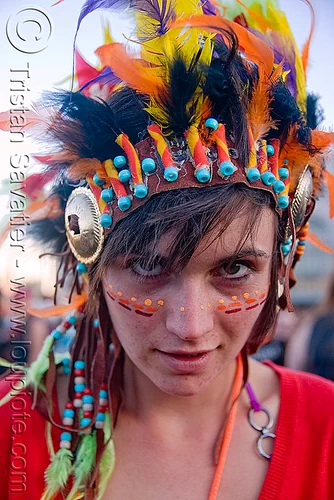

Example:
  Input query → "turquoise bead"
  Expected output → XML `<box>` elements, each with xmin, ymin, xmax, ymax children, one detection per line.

<box><xmin>64</xmin><ymin>409</ymin><xmax>75</xmax><ymax>418</ymax></box>
<box><xmin>195</xmin><ymin>168</ymin><xmax>210</xmax><ymax>183</ymax></box>
<box><xmin>283</xmin><ymin>158</ymin><xmax>289</xmax><ymax>165</ymax></box>
<box><xmin>61</xmin><ymin>432</ymin><xmax>72</xmax><ymax>442</ymax></box>
<box><xmin>63</xmin><ymin>366</ymin><xmax>70</xmax><ymax>375</ymax></box>
<box><xmin>119</xmin><ymin>169</ymin><xmax>131</xmax><ymax>183</ymax></box>
<box><xmin>80</xmin><ymin>418</ymin><xmax>92</xmax><ymax>427</ymax></box>
<box><xmin>99</xmin><ymin>390</ymin><xmax>108</xmax><ymax>399</ymax></box>
<box><xmin>101</xmin><ymin>189</ymin><xmax>113</xmax><ymax>203</ymax></box>
<box><xmin>96</xmin><ymin>413</ymin><xmax>106</xmax><ymax>422</ymax></box>
<box><xmin>142</xmin><ymin>158</ymin><xmax>156</xmax><ymax>174</ymax></box>
<box><xmin>273</xmin><ymin>180</ymin><xmax>285</xmax><ymax>194</ymax></box>
<box><xmin>298</xmin><ymin>241</ymin><xmax>306</xmax><ymax>246</ymax></box>
<box><xmin>164</xmin><ymin>166</ymin><xmax>179</xmax><ymax>182</ymax></box>
<box><xmin>68</xmin><ymin>315</ymin><xmax>77</xmax><ymax>326</ymax></box>
<box><xmin>93</xmin><ymin>318</ymin><xmax>100</xmax><ymax>328</ymax></box>
<box><xmin>134</xmin><ymin>184</ymin><xmax>148</xmax><ymax>198</ymax></box>
<box><xmin>76</xmin><ymin>263</ymin><xmax>87</xmax><ymax>274</ymax></box>
<box><xmin>113</xmin><ymin>155</ymin><xmax>127</xmax><ymax>169</ymax></box>
<box><xmin>279</xmin><ymin>167</ymin><xmax>289</xmax><ymax>180</ymax></box>
<box><xmin>282</xmin><ymin>243</ymin><xmax>291</xmax><ymax>255</ymax></box>
<box><xmin>219</xmin><ymin>161</ymin><xmax>235</xmax><ymax>177</ymax></box>
<box><xmin>93</xmin><ymin>174</ymin><xmax>105</xmax><ymax>186</ymax></box>
<box><xmin>266</xmin><ymin>144</ymin><xmax>275</xmax><ymax>157</ymax></box>
<box><xmin>74</xmin><ymin>384</ymin><xmax>86</xmax><ymax>393</ymax></box>
<box><xmin>52</xmin><ymin>329</ymin><xmax>62</xmax><ymax>341</ymax></box>
<box><xmin>74</xmin><ymin>360</ymin><xmax>85</xmax><ymax>369</ymax></box>
<box><xmin>100</xmin><ymin>214</ymin><xmax>113</xmax><ymax>228</ymax></box>
<box><xmin>205</xmin><ymin>118</ymin><xmax>219</xmax><ymax>131</ymax></box>
<box><xmin>261</xmin><ymin>171</ymin><xmax>276</xmax><ymax>186</ymax></box>
<box><xmin>118</xmin><ymin>196</ymin><xmax>131</xmax><ymax>211</ymax></box>
<box><xmin>62</xmin><ymin>358</ymin><xmax>70</xmax><ymax>366</ymax></box>
<box><xmin>82</xmin><ymin>395</ymin><xmax>94</xmax><ymax>404</ymax></box>
<box><xmin>247</xmin><ymin>167</ymin><xmax>261</xmax><ymax>182</ymax></box>
<box><xmin>278</xmin><ymin>195</ymin><xmax>289</xmax><ymax>209</ymax></box>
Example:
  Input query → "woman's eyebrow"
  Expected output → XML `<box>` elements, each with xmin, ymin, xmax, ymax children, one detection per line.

<box><xmin>217</xmin><ymin>248</ymin><xmax>270</xmax><ymax>261</ymax></box>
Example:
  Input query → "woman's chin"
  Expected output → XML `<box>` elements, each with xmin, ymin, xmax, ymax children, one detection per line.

<box><xmin>153</xmin><ymin>372</ymin><xmax>215</xmax><ymax>397</ymax></box>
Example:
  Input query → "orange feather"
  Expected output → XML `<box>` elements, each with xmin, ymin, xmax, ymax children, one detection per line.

<box><xmin>28</xmin><ymin>291</ymin><xmax>87</xmax><ymax>318</ymax></box>
<box><xmin>325</xmin><ymin>170</ymin><xmax>334</xmax><ymax>219</ymax></box>
<box><xmin>67</xmin><ymin>158</ymin><xmax>101</xmax><ymax>180</ymax></box>
<box><xmin>171</xmin><ymin>15</ymin><xmax>274</xmax><ymax>76</ymax></box>
<box><xmin>96</xmin><ymin>43</ymin><xmax>163</xmax><ymax>96</ymax></box>
<box><xmin>308</xmin><ymin>229</ymin><xmax>333</xmax><ymax>254</ymax></box>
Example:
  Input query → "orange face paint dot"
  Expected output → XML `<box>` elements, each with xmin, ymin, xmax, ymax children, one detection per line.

<box><xmin>180</xmin><ymin>307</ymin><xmax>185</xmax><ymax>312</ymax></box>
<box><xmin>117</xmin><ymin>291</ymin><xmax>123</xmax><ymax>297</ymax></box>
<box><xmin>109</xmin><ymin>284</ymin><xmax>113</xmax><ymax>289</ymax></box>
<box><xmin>207</xmin><ymin>303</ymin><xmax>211</xmax><ymax>308</ymax></box>
<box><xmin>157</xmin><ymin>300</ymin><xmax>164</xmax><ymax>306</ymax></box>
<box><xmin>218</xmin><ymin>299</ymin><xmax>224</xmax><ymax>304</ymax></box>
<box><xmin>232</xmin><ymin>296</ymin><xmax>238</xmax><ymax>301</ymax></box>
<box><xmin>200</xmin><ymin>305</ymin><xmax>204</xmax><ymax>310</ymax></box>
<box><xmin>255</xmin><ymin>290</ymin><xmax>260</xmax><ymax>295</ymax></box>
<box><xmin>131</xmin><ymin>297</ymin><xmax>137</xmax><ymax>302</ymax></box>
<box><xmin>144</xmin><ymin>299</ymin><xmax>152</xmax><ymax>306</ymax></box>
<box><xmin>243</xmin><ymin>293</ymin><xmax>250</xmax><ymax>299</ymax></box>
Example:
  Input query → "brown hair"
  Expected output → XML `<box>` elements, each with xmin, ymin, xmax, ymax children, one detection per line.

<box><xmin>88</xmin><ymin>183</ymin><xmax>284</xmax><ymax>353</ymax></box>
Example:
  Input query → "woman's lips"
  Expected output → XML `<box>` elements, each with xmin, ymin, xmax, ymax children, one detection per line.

<box><xmin>157</xmin><ymin>349</ymin><xmax>214</xmax><ymax>373</ymax></box>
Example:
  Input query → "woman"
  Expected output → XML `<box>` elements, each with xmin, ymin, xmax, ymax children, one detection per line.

<box><xmin>0</xmin><ymin>1</ymin><xmax>334</xmax><ymax>499</ymax></box>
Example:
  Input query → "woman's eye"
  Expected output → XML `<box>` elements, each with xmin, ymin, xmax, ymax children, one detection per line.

<box><xmin>131</xmin><ymin>260</ymin><xmax>163</xmax><ymax>278</ymax></box>
<box><xmin>218</xmin><ymin>261</ymin><xmax>251</xmax><ymax>279</ymax></box>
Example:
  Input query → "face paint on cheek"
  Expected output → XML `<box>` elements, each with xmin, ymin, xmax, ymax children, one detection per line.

<box><xmin>216</xmin><ymin>286</ymin><xmax>269</xmax><ymax>314</ymax></box>
<box><xmin>103</xmin><ymin>281</ymin><xmax>164</xmax><ymax>317</ymax></box>
<box><xmin>104</xmin><ymin>280</ymin><xmax>269</xmax><ymax>317</ymax></box>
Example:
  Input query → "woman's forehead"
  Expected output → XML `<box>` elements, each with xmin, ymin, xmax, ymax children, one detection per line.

<box><xmin>139</xmin><ymin>208</ymin><xmax>276</xmax><ymax>263</ymax></box>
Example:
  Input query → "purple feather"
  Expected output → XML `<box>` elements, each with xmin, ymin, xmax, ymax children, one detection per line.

<box><xmin>199</xmin><ymin>0</ymin><xmax>217</xmax><ymax>16</ymax></box>
<box><xmin>79</xmin><ymin>67</ymin><xmax>121</xmax><ymax>92</ymax></box>
<box><xmin>77</xmin><ymin>0</ymin><xmax>130</xmax><ymax>32</ymax></box>
<box><xmin>130</xmin><ymin>0</ymin><xmax>176</xmax><ymax>38</ymax></box>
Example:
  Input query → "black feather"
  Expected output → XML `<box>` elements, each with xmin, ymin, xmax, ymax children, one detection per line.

<box><xmin>306</xmin><ymin>93</ymin><xmax>324</xmax><ymax>130</ymax></box>
<box><xmin>204</xmin><ymin>33</ymin><xmax>256</xmax><ymax>166</ymax></box>
<box><xmin>156</xmin><ymin>55</ymin><xmax>204</xmax><ymax>135</ymax></box>
<box><xmin>267</xmin><ymin>80</ymin><xmax>303</xmax><ymax>146</ymax></box>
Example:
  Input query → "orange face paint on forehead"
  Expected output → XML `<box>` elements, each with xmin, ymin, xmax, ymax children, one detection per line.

<box><xmin>103</xmin><ymin>280</ymin><xmax>269</xmax><ymax>318</ymax></box>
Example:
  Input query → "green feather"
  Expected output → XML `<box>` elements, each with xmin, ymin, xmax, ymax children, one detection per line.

<box><xmin>41</xmin><ymin>448</ymin><xmax>73</xmax><ymax>500</ymax></box>
<box><xmin>26</xmin><ymin>333</ymin><xmax>55</xmax><ymax>392</ymax></box>
<box><xmin>66</xmin><ymin>432</ymin><xmax>97</xmax><ymax>500</ymax></box>
<box><xmin>96</xmin><ymin>438</ymin><xmax>116</xmax><ymax>500</ymax></box>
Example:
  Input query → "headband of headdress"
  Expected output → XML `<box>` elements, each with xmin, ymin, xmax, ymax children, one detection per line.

<box><xmin>1</xmin><ymin>1</ymin><xmax>334</xmax><ymax>499</ymax></box>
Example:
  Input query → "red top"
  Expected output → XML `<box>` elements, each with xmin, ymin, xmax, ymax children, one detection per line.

<box><xmin>0</xmin><ymin>362</ymin><xmax>333</xmax><ymax>499</ymax></box>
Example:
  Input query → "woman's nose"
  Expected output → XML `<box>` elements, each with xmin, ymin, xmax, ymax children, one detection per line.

<box><xmin>164</xmin><ymin>279</ymin><xmax>214</xmax><ymax>341</ymax></box>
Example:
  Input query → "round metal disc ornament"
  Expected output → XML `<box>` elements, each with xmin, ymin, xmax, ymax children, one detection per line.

<box><xmin>65</xmin><ymin>187</ymin><xmax>104</xmax><ymax>265</ymax></box>
<box><xmin>284</xmin><ymin>165</ymin><xmax>313</xmax><ymax>242</ymax></box>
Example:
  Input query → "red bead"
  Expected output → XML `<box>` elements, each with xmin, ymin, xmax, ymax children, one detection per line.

<box><xmin>63</xmin><ymin>321</ymin><xmax>71</xmax><ymax>329</ymax></box>
<box><xmin>83</xmin><ymin>411</ymin><xmax>93</xmax><ymax>418</ymax></box>
<box><xmin>74</xmin><ymin>369</ymin><xmax>84</xmax><ymax>376</ymax></box>
<box><xmin>78</xmin><ymin>305</ymin><xmax>85</xmax><ymax>313</ymax></box>
<box><xmin>83</xmin><ymin>388</ymin><xmax>92</xmax><ymax>395</ymax></box>
<box><xmin>74</xmin><ymin>392</ymin><xmax>83</xmax><ymax>399</ymax></box>
<box><xmin>65</xmin><ymin>402</ymin><xmax>74</xmax><ymax>409</ymax></box>
<box><xmin>101</xmin><ymin>383</ymin><xmax>108</xmax><ymax>391</ymax></box>
<box><xmin>98</xmin><ymin>406</ymin><xmax>108</xmax><ymax>413</ymax></box>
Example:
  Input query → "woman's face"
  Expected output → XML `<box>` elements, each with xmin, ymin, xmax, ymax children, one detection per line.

<box><xmin>103</xmin><ymin>208</ymin><xmax>276</xmax><ymax>397</ymax></box>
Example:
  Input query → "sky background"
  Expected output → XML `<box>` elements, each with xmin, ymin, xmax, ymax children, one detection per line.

<box><xmin>0</xmin><ymin>0</ymin><xmax>333</xmax><ymax>296</ymax></box>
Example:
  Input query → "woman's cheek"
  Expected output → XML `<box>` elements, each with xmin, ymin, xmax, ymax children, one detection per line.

<box><xmin>103</xmin><ymin>278</ymin><xmax>270</xmax><ymax>320</ymax></box>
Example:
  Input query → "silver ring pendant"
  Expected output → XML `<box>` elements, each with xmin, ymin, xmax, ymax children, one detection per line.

<box><xmin>257</xmin><ymin>432</ymin><xmax>276</xmax><ymax>460</ymax></box>
<box><xmin>248</xmin><ymin>407</ymin><xmax>276</xmax><ymax>460</ymax></box>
